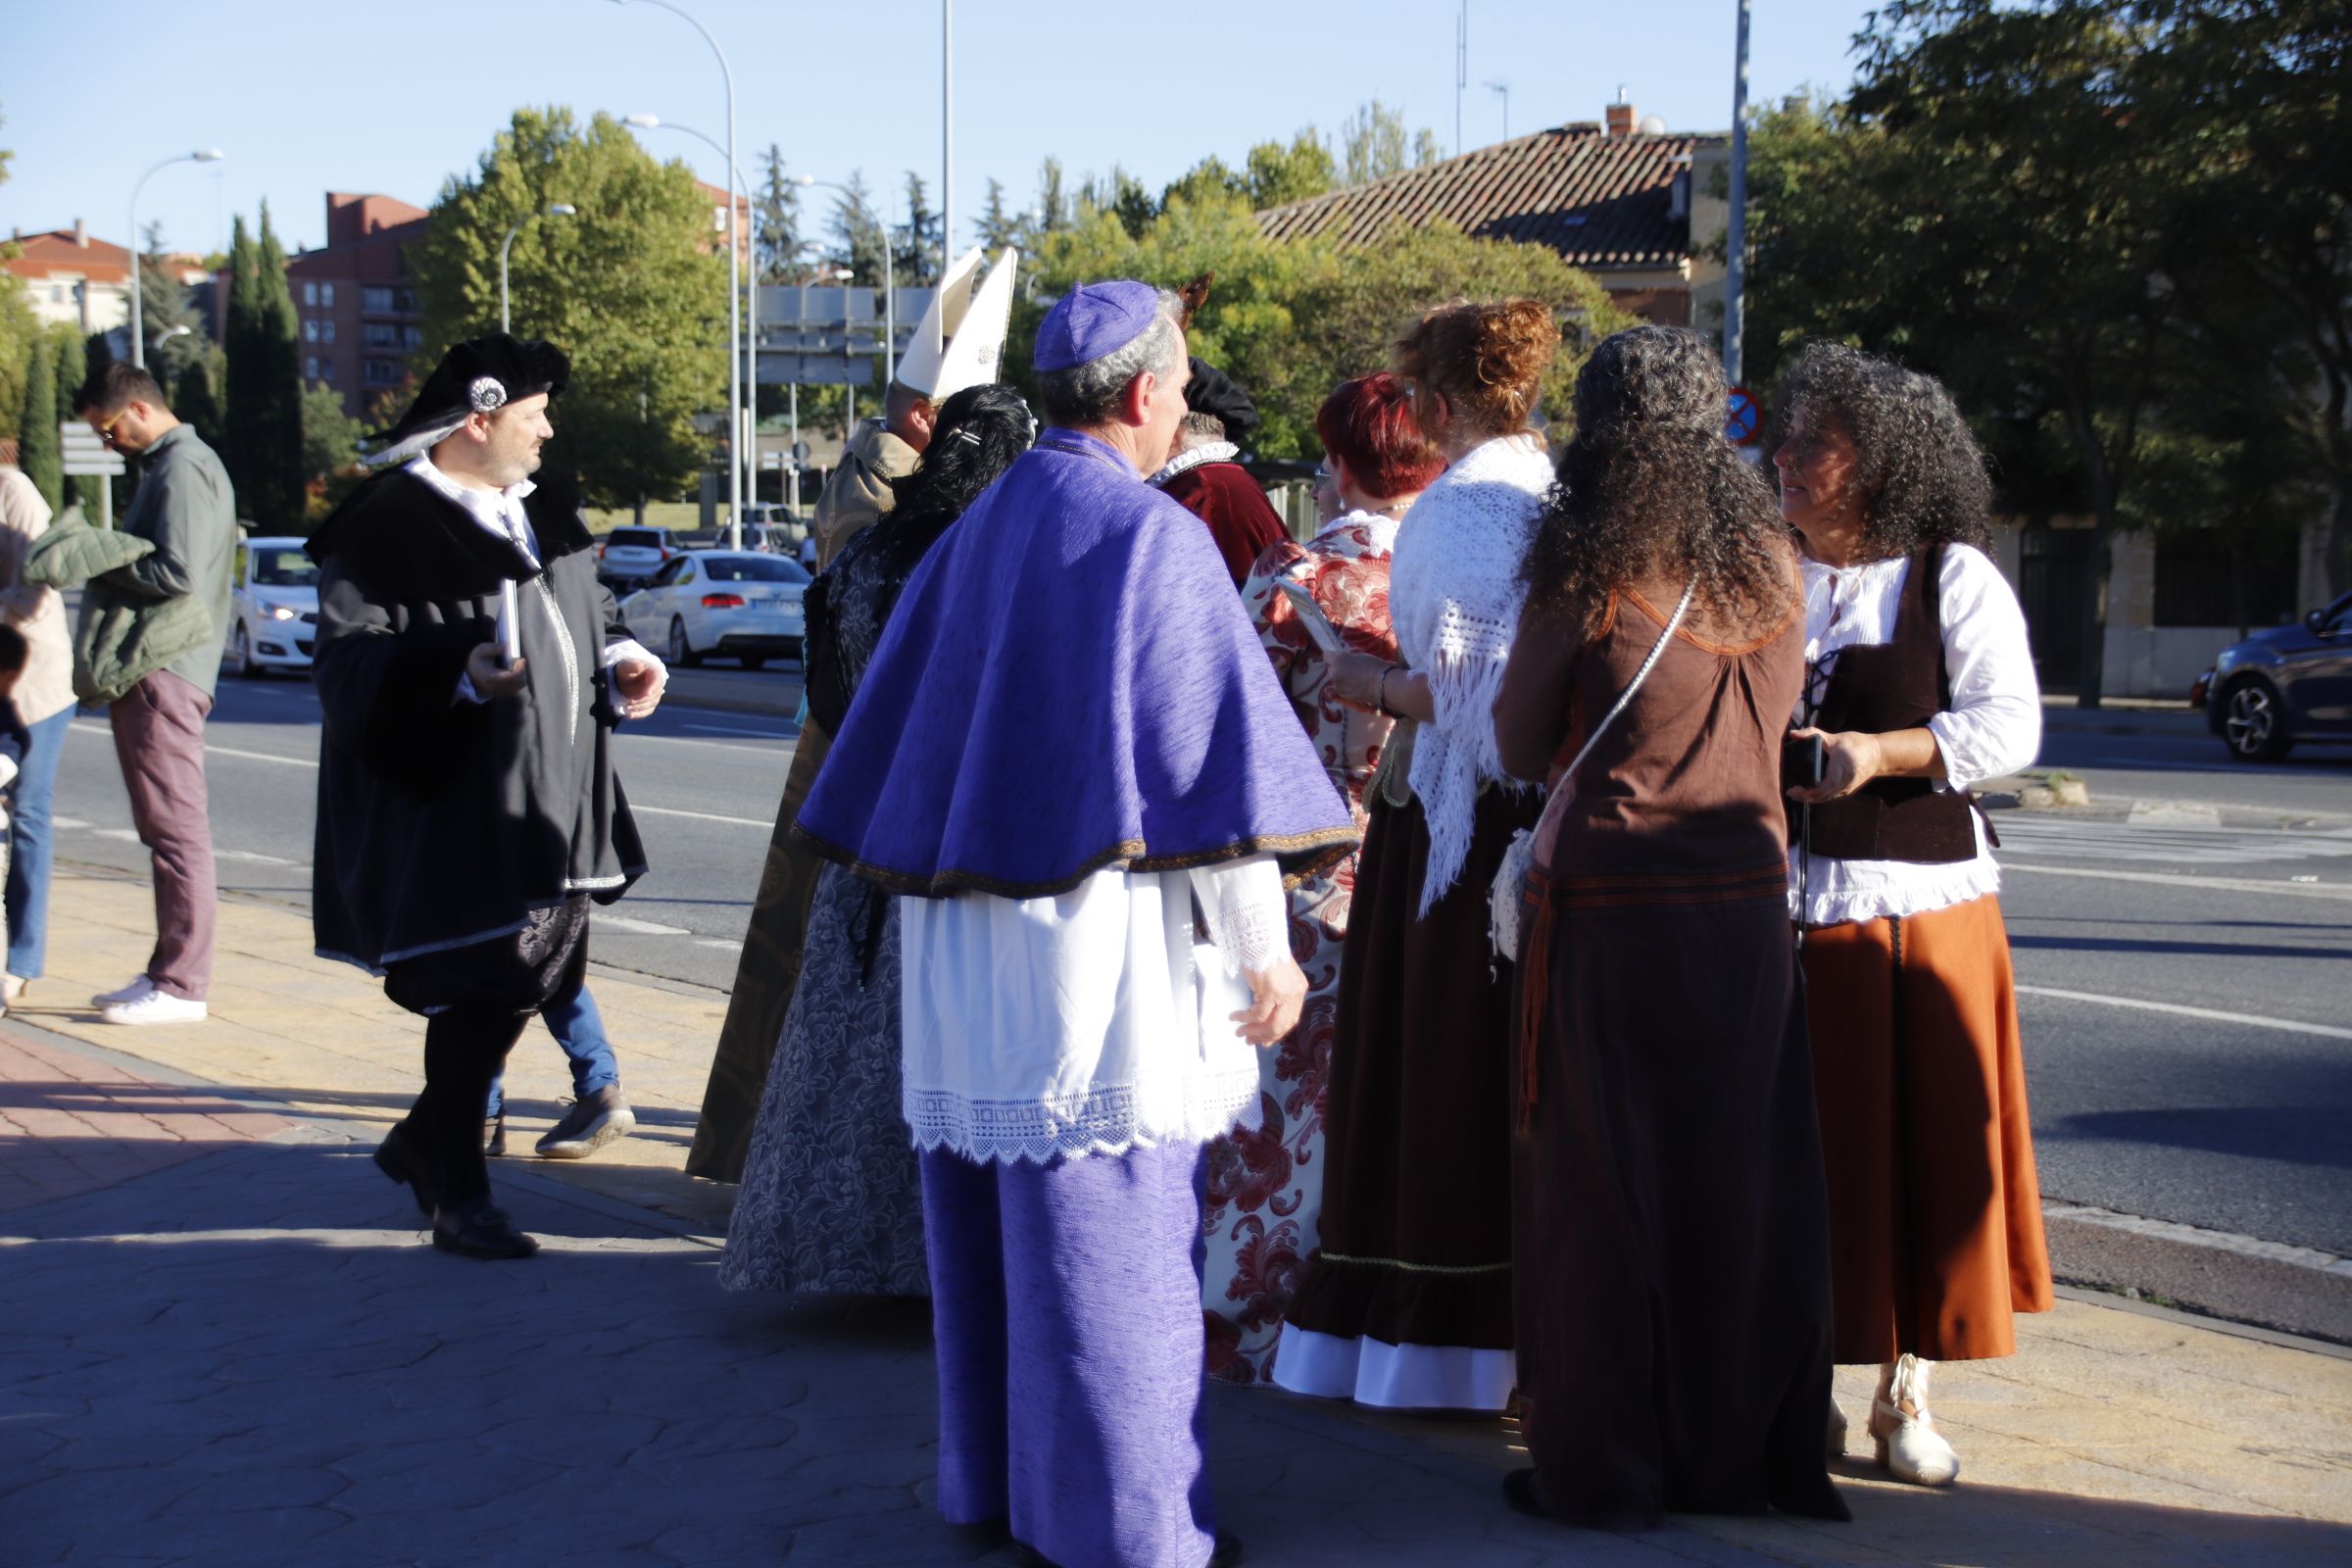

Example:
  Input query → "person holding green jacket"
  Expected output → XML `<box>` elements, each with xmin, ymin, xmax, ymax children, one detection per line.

<box><xmin>72</xmin><ymin>361</ymin><xmax>235</xmax><ymax>1026</ymax></box>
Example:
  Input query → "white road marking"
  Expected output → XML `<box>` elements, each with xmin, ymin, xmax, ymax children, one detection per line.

<box><xmin>592</xmin><ymin>914</ymin><xmax>692</xmax><ymax>936</ymax></box>
<box><xmin>218</xmin><ymin>850</ymin><xmax>296</xmax><ymax>865</ymax></box>
<box><xmin>615</xmin><ymin>731</ymin><xmax>796</xmax><ymax>755</ymax></box>
<box><xmin>628</xmin><ymin>804</ymin><xmax>774</xmax><ymax>829</ymax></box>
<box><xmin>72</xmin><ymin>720</ymin><xmax>318</xmax><ymax>770</ymax></box>
<box><xmin>2016</xmin><ymin>985</ymin><xmax>2352</xmax><ymax>1043</ymax></box>
<box><xmin>696</xmin><ymin>939</ymin><xmax>740</xmax><ymax>951</ymax></box>
<box><xmin>681</xmin><ymin>723</ymin><xmax>791</xmax><ymax>740</ymax></box>
<box><xmin>55</xmin><ymin>816</ymin><xmax>89</xmax><ymax>830</ymax></box>
<box><xmin>2001</xmin><ymin>862</ymin><xmax>2352</xmax><ymax>901</ymax></box>
<box><xmin>1997</xmin><ymin>814</ymin><xmax>2352</xmax><ymax>866</ymax></box>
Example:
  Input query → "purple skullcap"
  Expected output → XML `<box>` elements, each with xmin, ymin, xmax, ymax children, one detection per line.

<box><xmin>1032</xmin><ymin>280</ymin><xmax>1162</xmax><ymax>372</ymax></box>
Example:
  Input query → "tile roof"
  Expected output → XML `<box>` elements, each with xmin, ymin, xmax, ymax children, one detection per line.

<box><xmin>5</xmin><ymin>228</ymin><xmax>132</xmax><ymax>284</ymax></box>
<box><xmin>1256</xmin><ymin>123</ymin><xmax>1721</xmax><ymax>270</ymax></box>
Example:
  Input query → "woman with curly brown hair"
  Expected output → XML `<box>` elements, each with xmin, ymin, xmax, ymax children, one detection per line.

<box><xmin>1774</xmin><ymin>341</ymin><xmax>2051</xmax><ymax>1490</ymax></box>
<box><xmin>1494</xmin><ymin>325</ymin><xmax>1845</xmax><ymax>1527</ymax></box>
<box><xmin>1273</xmin><ymin>299</ymin><xmax>1558</xmax><ymax>1412</ymax></box>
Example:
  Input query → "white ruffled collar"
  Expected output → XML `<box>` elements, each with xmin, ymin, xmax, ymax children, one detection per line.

<box><xmin>1146</xmin><ymin>441</ymin><xmax>1241</xmax><ymax>487</ymax></box>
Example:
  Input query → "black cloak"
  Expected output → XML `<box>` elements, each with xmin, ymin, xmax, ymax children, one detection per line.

<box><xmin>308</xmin><ymin>464</ymin><xmax>646</xmax><ymax>983</ymax></box>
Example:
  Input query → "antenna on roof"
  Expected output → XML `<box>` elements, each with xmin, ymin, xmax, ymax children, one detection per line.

<box><xmin>1455</xmin><ymin>3</ymin><xmax>1470</xmax><ymax>156</ymax></box>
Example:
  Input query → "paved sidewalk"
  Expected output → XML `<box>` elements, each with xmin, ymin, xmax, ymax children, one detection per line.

<box><xmin>4</xmin><ymin>866</ymin><xmax>2350</xmax><ymax>1566</ymax></box>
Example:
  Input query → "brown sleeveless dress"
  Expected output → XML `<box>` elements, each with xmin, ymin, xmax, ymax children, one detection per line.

<box><xmin>1506</xmin><ymin>588</ymin><xmax>1844</xmax><ymax>1525</ymax></box>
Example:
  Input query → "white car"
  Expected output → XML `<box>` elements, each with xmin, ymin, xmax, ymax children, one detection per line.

<box><xmin>222</xmin><ymin>535</ymin><xmax>319</xmax><ymax>678</ymax></box>
<box><xmin>620</xmin><ymin>550</ymin><xmax>811</xmax><ymax>670</ymax></box>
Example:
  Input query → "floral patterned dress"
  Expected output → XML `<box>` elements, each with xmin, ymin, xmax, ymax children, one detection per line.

<box><xmin>1204</xmin><ymin>511</ymin><xmax>1401</xmax><ymax>1384</ymax></box>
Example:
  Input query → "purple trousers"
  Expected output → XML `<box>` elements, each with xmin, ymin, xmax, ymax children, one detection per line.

<box><xmin>108</xmin><ymin>670</ymin><xmax>216</xmax><ymax>1001</ymax></box>
<box><xmin>921</xmin><ymin>1141</ymin><xmax>1217</xmax><ymax>1568</ymax></box>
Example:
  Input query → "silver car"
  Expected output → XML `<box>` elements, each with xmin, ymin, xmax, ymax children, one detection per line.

<box><xmin>597</xmin><ymin>526</ymin><xmax>677</xmax><ymax>589</ymax></box>
<box><xmin>620</xmin><ymin>551</ymin><xmax>811</xmax><ymax>670</ymax></box>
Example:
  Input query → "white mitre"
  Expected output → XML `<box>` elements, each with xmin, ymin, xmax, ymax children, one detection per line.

<box><xmin>895</xmin><ymin>246</ymin><xmax>1019</xmax><ymax>401</ymax></box>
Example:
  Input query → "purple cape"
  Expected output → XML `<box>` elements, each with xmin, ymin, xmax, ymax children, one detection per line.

<box><xmin>796</xmin><ymin>428</ymin><xmax>1355</xmax><ymax>899</ymax></box>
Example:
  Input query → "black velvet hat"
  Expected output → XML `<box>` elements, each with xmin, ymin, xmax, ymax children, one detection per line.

<box><xmin>1183</xmin><ymin>357</ymin><xmax>1261</xmax><ymax>443</ymax></box>
<box><xmin>367</xmin><ymin>333</ymin><xmax>571</xmax><ymax>464</ymax></box>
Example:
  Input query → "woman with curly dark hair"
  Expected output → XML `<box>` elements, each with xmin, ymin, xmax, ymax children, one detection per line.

<box><xmin>1773</xmin><ymin>341</ymin><xmax>2051</xmax><ymax>1489</ymax></box>
<box><xmin>1494</xmin><ymin>325</ymin><xmax>1844</xmax><ymax>1527</ymax></box>
<box><xmin>718</xmin><ymin>382</ymin><xmax>1032</xmax><ymax>1297</ymax></box>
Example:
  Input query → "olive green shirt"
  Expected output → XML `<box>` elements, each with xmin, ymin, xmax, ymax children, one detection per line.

<box><xmin>108</xmin><ymin>423</ymin><xmax>238</xmax><ymax>699</ymax></box>
<box><xmin>812</xmin><ymin>419</ymin><xmax>920</xmax><ymax>570</ymax></box>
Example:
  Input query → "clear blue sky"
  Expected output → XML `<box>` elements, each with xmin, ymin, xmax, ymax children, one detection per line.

<box><xmin>4</xmin><ymin>0</ymin><xmax>1877</xmax><ymax>262</ymax></box>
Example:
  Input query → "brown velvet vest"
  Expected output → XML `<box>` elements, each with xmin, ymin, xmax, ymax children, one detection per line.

<box><xmin>1802</xmin><ymin>544</ymin><xmax>1979</xmax><ymax>864</ymax></box>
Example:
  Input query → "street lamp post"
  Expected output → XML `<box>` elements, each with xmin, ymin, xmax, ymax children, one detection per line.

<box><xmin>604</xmin><ymin>0</ymin><xmax>741</xmax><ymax>547</ymax></box>
<box><xmin>794</xmin><ymin>176</ymin><xmax>894</xmax><ymax>389</ymax></box>
<box><xmin>1724</xmin><ymin>0</ymin><xmax>1753</xmax><ymax>387</ymax></box>
<box><xmin>500</xmin><ymin>204</ymin><xmax>578</xmax><ymax>334</ymax></box>
<box><xmin>128</xmin><ymin>148</ymin><xmax>224</xmax><ymax>368</ymax></box>
<box><xmin>624</xmin><ymin>115</ymin><xmax>757</xmax><ymax>537</ymax></box>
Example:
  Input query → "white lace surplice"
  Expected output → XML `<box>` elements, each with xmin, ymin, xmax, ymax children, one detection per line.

<box><xmin>899</xmin><ymin>856</ymin><xmax>1290</xmax><ymax>1164</ymax></box>
<box><xmin>1789</xmin><ymin>544</ymin><xmax>2042</xmax><ymax>925</ymax></box>
<box><xmin>1387</xmin><ymin>434</ymin><xmax>1555</xmax><ymax>914</ymax></box>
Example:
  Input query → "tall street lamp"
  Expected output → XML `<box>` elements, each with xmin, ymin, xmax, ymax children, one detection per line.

<box><xmin>500</xmin><ymin>204</ymin><xmax>578</xmax><ymax>333</ymax></box>
<box><xmin>794</xmin><ymin>177</ymin><xmax>894</xmax><ymax>389</ymax></box>
<box><xmin>129</xmin><ymin>148</ymin><xmax>224</xmax><ymax>368</ymax></box>
<box><xmin>604</xmin><ymin>0</ymin><xmax>741</xmax><ymax>546</ymax></box>
<box><xmin>624</xmin><ymin>114</ymin><xmax>755</xmax><ymax>533</ymax></box>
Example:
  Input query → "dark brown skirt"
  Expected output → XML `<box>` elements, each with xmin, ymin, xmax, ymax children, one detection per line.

<box><xmin>1801</xmin><ymin>894</ymin><xmax>2053</xmax><ymax>1364</ymax></box>
<box><xmin>1284</xmin><ymin>786</ymin><xmax>1541</xmax><ymax>1356</ymax></box>
<box><xmin>1513</xmin><ymin>863</ymin><xmax>1843</xmax><ymax>1525</ymax></box>
<box><xmin>684</xmin><ymin>718</ymin><xmax>834</xmax><ymax>1183</ymax></box>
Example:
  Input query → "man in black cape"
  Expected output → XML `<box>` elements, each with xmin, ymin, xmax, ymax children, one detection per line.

<box><xmin>309</xmin><ymin>333</ymin><xmax>664</xmax><ymax>1258</ymax></box>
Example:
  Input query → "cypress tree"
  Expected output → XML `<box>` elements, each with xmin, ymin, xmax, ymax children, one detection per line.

<box><xmin>17</xmin><ymin>338</ymin><xmax>61</xmax><ymax>512</ymax></box>
<box><xmin>51</xmin><ymin>332</ymin><xmax>87</xmax><ymax>508</ymax></box>
<box><xmin>174</xmin><ymin>351</ymin><xmax>225</xmax><ymax>454</ymax></box>
<box><xmin>222</xmin><ymin>215</ymin><xmax>260</xmax><ymax>511</ymax></box>
<box><xmin>250</xmin><ymin>205</ymin><xmax>305</xmax><ymax>528</ymax></box>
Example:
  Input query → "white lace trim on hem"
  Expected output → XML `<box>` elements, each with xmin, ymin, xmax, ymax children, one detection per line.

<box><xmin>904</xmin><ymin>1071</ymin><xmax>1265</xmax><ymax>1165</ymax></box>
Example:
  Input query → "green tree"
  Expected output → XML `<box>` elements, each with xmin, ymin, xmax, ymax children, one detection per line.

<box><xmin>754</xmin><ymin>143</ymin><xmax>804</xmax><ymax>284</ymax></box>
<box><xmin>409</xmin><ymin>107</ymin><xmax>728</xmax><ymax>512</ymax></box>
<box><xmin>1161</xmin><ymin>158</ymin><xmax>1249</xmax><ymax>213</ymax></box>
<box><xmin>825</xmin><ymin>170</ymin><xmax>890</xmax><ymax>287</ymax></box>
<box><xmin>220</xmin><ymin>204</ymin><xmax>308</xmax><ymax>530</ymax></box>
<box><xmin>1412</xmin><ymin>128</ymin><xmax>1446</xmax><ymax>169</ymax></box>
<box><xmin>300</xmin><ymin>382</ymin><xmax>363</xmax><ymax>482</ymax></box>
<box><xmin>1035</xmin><ymin>158</ymin><xmax>1069</xmax><ymax>234</ymax></box>
<box><xmin>1741</xmin><ymin>4</ymin><xmax>2195</xmax><ymax>705</ymax></box>
<box><xmin>975</xmin><ymin>177</ymin><xmax>1022</xmax><ymax>252</ymax></box>
<box><xmin>0</xmin><ymin>102</ymin><xmax>39</xmax><ymax>446</ymax></box>
<box><xmin>134</xmin><ymin>221</ymin><xmax>205</xmax><ymax>383</ymax></box>
<box><xmin>173</xmin><ymin>346</ymin><xmax>226</xmax><ymax>454</ymax></box>
<box><xmin>1341</xmin><ymin>100</ymin><xmax>1441</xmax><ymax>186</ymax></box>
<box><xmin>51</xmin><ymin>330</ymin><xmax>87</xmax><ymax>507</ymax></box>
<box><xmin>1016</xmin><ymin>199</ymin><xmax>1633</xmax><ymax>460</ymax></box>
<box><xmin>17</xmin><ymin>335</ymin><xmax>59</xmax><ymax>510</ymax></box>
<box><xmin>1246</xmin><ymin>130</ymin><xmax>1337</xmax><ymax>209</ymax></box>
<box><xmin>1075</xmin><ymin>168</ymin><xmax>1158</xmax><ymax>241</ymax></box>
<box><xmin>898</xmin><ymin>172</ymin><xmax>943</xmax><ymax>283</ymax></box>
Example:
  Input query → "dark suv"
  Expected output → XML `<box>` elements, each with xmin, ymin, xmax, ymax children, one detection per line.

<box><xmin>2195</xmin><ymin>591</ymin><xmax>2352</xmax><ymax>760</ymax></box>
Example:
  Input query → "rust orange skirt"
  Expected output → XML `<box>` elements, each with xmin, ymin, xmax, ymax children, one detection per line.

<box><xmin>1801</xmin><ymin>894</ymin><xmax>2053</xmax><ymax>1364</ymax></box>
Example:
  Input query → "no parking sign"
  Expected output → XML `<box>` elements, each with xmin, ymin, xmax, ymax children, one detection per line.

<box><xmin>1725</xmin><ymin>386</ymin><xmax>1762</xmax><ymax>446</ymax></box>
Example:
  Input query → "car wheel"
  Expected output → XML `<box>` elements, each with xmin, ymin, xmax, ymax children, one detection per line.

<box><xmin>740</xmin><ymin>655</ymin><xmax>766</xmax><ymax>671</ymax></box>
<box><xmin>667</xmin><ymin>615</ymin><xmax>704</xmax><ymax>669</ymax></box>
<box><xmin>2221</xmin><ymin>677</ymin><xmax>2293</xmax><ymax>761</ymax></box>
<box><xmin>232</xmin><ymin>623</ymin><xmax>265</xmax><ymax>680</ymax></box>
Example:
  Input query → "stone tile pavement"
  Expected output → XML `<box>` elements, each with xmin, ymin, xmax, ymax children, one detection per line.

<box><xmin>3</xmin><ymin>865</ymin><xmax>2350</xmax><ymax>1566</ymax></box>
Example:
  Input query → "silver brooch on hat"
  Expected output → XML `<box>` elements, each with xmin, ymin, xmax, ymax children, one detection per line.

<box><xmin>466</xmin><ymin>376</ymin><xmax>509</xmax><ymax>414</ymax></box>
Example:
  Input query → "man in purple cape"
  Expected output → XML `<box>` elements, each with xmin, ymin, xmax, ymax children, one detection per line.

<box><xmin>797</xmin><ymin>282</ymin><xmax>1351</xmax><ymax>1568</ymax></box>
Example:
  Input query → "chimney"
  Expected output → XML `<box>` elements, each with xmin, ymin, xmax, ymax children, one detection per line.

<box><xmin>73</xmin><ymin>218</ymin><xmax>88</xmax><ymax>248</ymax></box>
<box><xmin>1605</xmin><ymin>86</ymin><xmax>1635</xmax><ymax>137</ymax></box>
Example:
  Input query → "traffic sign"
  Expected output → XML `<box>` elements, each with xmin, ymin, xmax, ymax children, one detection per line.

<box><xmin>1724</xmin><ymin>386</ymin><xmax>1762</xmax><ymax>446</ymax></box>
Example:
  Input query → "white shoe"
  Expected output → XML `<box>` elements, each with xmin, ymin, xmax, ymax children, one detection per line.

<box><xmin>1870</xmin><ymin>1354</ymin><xmax>1960</xmax><ymax>1487</ymax></box>
<box><xmin>99</xmin><ymin>989</ymin><xmax>208</xmax><ymax>1026</ymax></box>
<box><xmin>92</xmin><ymin>975</ymin><xmax>156</xmax><ymax>1007</ymax></box>
<box><xmin>2</xmin><ymin>974</ymin><xmax>25</xmax><ymax>1004</ymax></box>
<box><xmin>1828</xmin><ymin>1397</ymin><xmax>1849</xmax><ymax>1460</ymax></box>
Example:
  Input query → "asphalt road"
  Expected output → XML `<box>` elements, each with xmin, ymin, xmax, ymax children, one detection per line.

<box><xmin>44</xmin><ymin>673</ymin><xmax>2352</xmax><ymax>1325</ymax></box>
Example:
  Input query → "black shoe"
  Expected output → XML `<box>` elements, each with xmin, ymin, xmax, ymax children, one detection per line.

<box><xmin>535</xmin><ymin>1085</ymin><xmax>636</xmax><ymax>1159</ymax></box>
<box><xmin>483</xmin><ymin>1113</ymin><xmax>507</xmax><ymax>1157</ymax></box>
<box><xmin>1502</xmin><ymin>1468</ymin><xmax>1546</xmax><ymax>1520</ymax></box>
<box><xmin>372</xmin><ymin>1125</ymin><xmax>439</xmax><ymax>1219</ymax></box>
<box><xmin>431</xmin><ymin>1199</ymin><xmax>540</xmax><ymax>1259</ymax></box>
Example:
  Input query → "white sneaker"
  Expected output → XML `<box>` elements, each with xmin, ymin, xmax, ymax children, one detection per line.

<box><xmin>1870</xmin><ymin>1353</ymin><xmax>1961</xmax><ymax>1487</ymax></box>
<box><xmin>1828</xmin><ymin>1397</ymin><xmax>1849</xmax><ymax>1460</ymax></box>
<box><xmin>93</xmin><ymin>975</ymin><xmax>156</xmax><ymax>1007</ymax></box>
<box><xmin>2</xmin><ymin>974</ymin><xmax>25</xmax><ymax>1004</ymax></box>
<box><xmin>99</xmin><ymin>989</ymin><xmax>208</xmax><ymax>1026</ymax></box>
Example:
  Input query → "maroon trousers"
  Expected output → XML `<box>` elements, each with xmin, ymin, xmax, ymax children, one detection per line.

<box><xmin>108</xmin><ymin>670</ymin><xmax>216</xmax><ymax>1001</ymax></box>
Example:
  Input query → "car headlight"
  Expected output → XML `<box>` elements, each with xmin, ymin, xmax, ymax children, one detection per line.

<box><xmin>267</xmin><ymin>605</ymin><xmax>298</xmax><ymax>621</ymax></box>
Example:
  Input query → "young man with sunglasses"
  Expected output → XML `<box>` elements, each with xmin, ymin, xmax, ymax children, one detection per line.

<box><xmin>73</xmin><ymin>362</ymin><xmax>236</xmax><ymax>1025</ymax></box>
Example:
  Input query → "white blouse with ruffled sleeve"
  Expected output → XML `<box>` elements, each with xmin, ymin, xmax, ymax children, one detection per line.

<box><xmin>1789</xmin><ymin>543</ymin><xmax>2041</xmax><ymax>926</ymax></box>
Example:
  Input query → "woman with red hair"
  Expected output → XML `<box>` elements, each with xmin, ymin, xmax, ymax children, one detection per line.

<box><xmin>1204</xmin><ymin>373</ymin><xmax>1443</xmax><ymax>1386</ymax></box>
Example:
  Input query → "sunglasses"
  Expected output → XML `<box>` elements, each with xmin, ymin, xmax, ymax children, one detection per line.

<box><xmin>94</xmin><ymin>407</ymin><xmax>132</xmax><ymax>445</ymax></box>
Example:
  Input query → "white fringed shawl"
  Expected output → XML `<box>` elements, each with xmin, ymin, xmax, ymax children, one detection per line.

<box><xmin>1388</xmin><ymin>433</ymin><xmax>1555</xmax><ymax>915</ymax></box>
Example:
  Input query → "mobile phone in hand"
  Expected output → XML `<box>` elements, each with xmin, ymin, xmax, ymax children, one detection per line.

<box><xmin>1782</xmin><ymin>732</ymin><xmax>1826</xmax><ymax>792</ymax></box>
